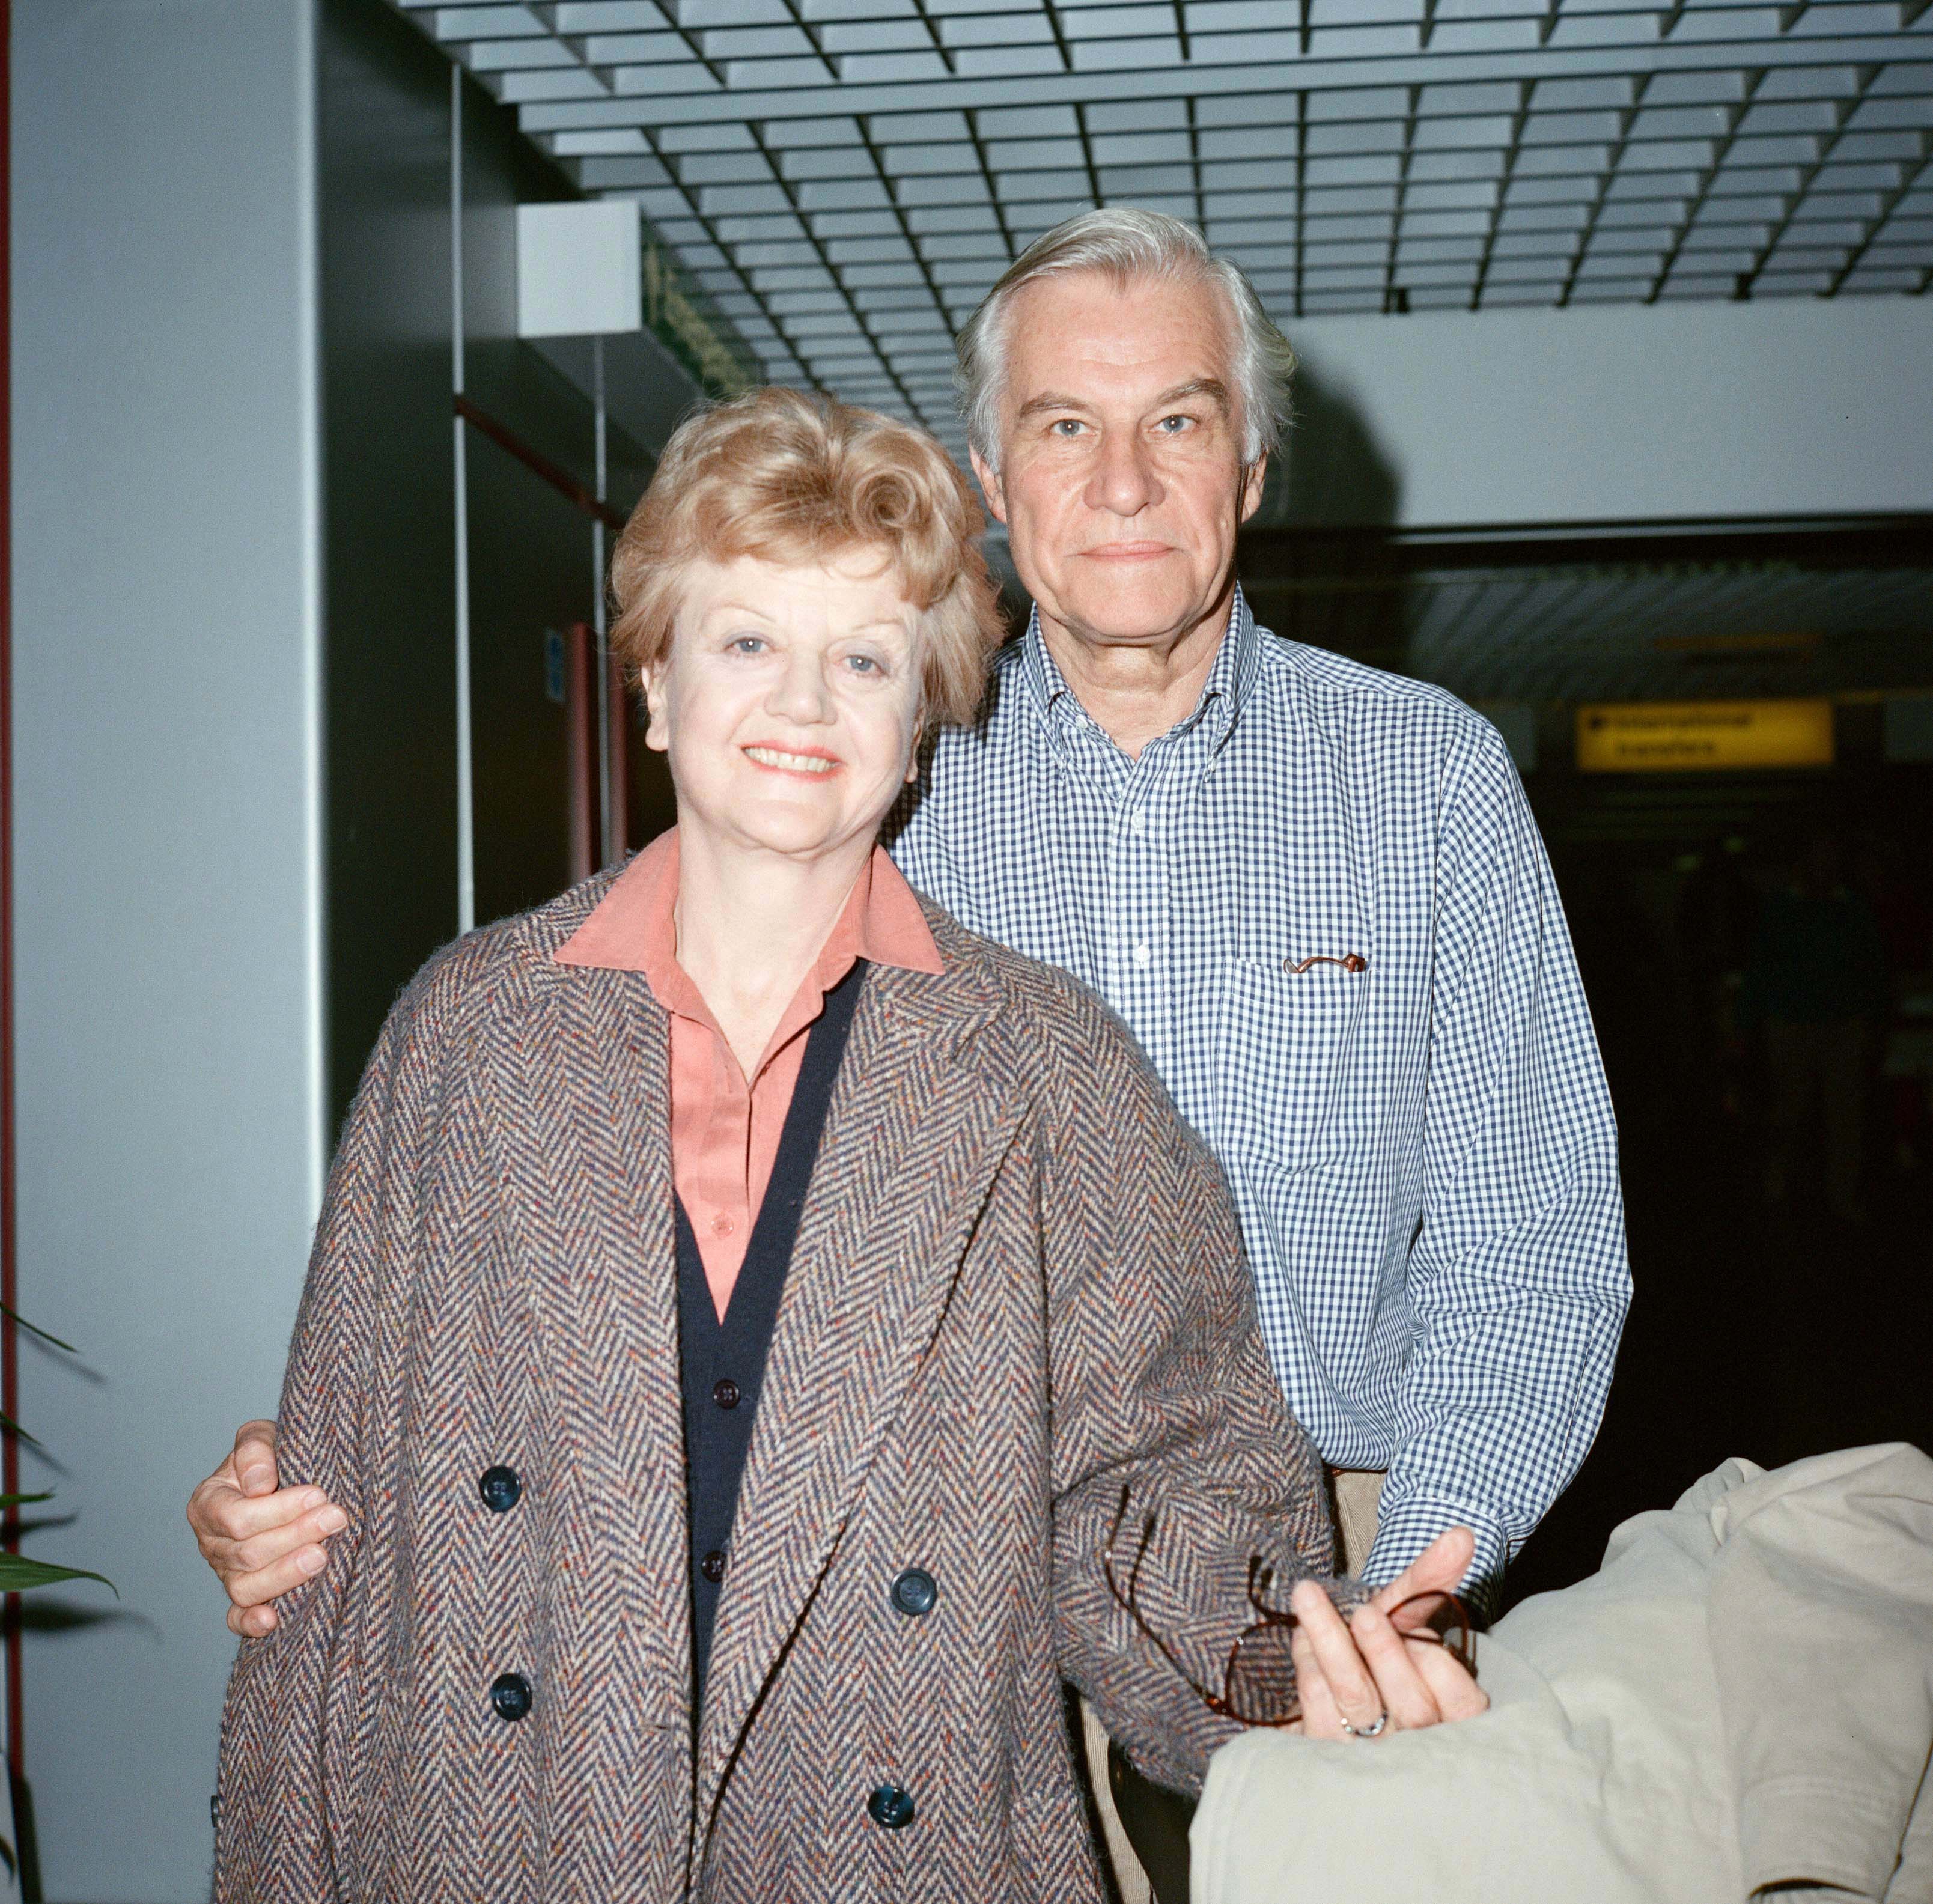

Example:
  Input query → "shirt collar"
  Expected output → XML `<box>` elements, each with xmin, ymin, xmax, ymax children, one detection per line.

<box><xmin>1017</xmin><ymin>586</ymin><xmax>1262</xmax><ymax>756</ymax></box>
<box><xmin>553</xmin><ymin>827</ymin><xmax>945</xmax><ymax>1009</ymax></box>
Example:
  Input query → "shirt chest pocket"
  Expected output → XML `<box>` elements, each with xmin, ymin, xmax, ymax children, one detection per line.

<box><xmin>1211</xmin><ymin>954</ymin><xmax>1371</xmax><ymax>1172</ymax></box>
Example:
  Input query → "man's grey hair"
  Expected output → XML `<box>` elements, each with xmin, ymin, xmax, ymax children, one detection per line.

<box><xmin>954</xmin><ymin>207</ymin><xmax>1295</xmax><ymax>473</ymax></box>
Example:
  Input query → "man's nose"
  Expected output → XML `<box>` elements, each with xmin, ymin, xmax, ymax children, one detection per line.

<box><xmin>766</xmin><ymin>648</ymin><xmax>835</xmax><ymax>723</ymax></box>
<box><xmin>1084</xmin><ymin>429</ymin><xmax>1163</xmax><ymax>518</ymax></box>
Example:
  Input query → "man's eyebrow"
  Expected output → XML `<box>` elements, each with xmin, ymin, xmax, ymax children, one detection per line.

<box><xmin>1152</xmin><ymin>377</ymin><xmax>1232</xmax><ymax>413</ymax></box>
<box><xmin>1013</xmin><ymin>390</ymin><xmax>1091</xmax><ymax>422</ymax></box>
<box><xmin>1012</xmin><ymin>379</ymin><xmax>1233</xmax><ymax>422</ymax></box>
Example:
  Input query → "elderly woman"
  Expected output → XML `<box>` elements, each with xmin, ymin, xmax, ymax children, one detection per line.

<box><xmin>209</xmin><ymin>388</ymin><xmax>1482</xmax><ymax>1903</ymax></box>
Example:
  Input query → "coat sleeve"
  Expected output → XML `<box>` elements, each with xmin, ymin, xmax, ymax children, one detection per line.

<box><xmin>1035</xmin><ymin>981</ymin><xmax>1343</xmax><ymax>1797</ymax></box>
<box><xmin>211</xmin><ymin>984</ymin><xmax>434</xmax><ymax>1900</ymax></box>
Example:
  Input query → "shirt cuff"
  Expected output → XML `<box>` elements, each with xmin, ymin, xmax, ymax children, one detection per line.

<box><xmin>1358</xmin><ymin>1495</ymin><xmax>1509</xmax><ymax>1614</ymax></box>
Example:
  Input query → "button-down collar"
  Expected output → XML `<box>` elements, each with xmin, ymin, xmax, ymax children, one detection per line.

<box><xmin>1015</xmin><ymin>585</ymin><xmax>1263</xmax><ymax>762</ymax></box>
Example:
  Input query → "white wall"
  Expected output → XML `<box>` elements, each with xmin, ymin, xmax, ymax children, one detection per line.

<box><xmin>1285</xmin><ymin>295</ymin><xmax>1933</xmax><ymax>528</ymax></box>
<box><xmin>11</xmin><ymin>2</ymin><xmax>322</xmax><ymax>1897</ymax></box>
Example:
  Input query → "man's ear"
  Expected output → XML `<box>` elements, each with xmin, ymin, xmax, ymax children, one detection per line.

<box><xmin>969</xmin><ymin>447</ymin><xmax>1009</xmax><ymax>527</ymax></box>
<box><xmin>1239</xmin><ymin>454</ymin><xmax>1268</xmax><ymax>525</ymax></box>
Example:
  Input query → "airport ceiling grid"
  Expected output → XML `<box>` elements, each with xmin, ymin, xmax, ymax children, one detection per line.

<box><xmin>401</xmin><ymin>1</ymin><xmax>1931</xmax><ymax>449</ymax></box>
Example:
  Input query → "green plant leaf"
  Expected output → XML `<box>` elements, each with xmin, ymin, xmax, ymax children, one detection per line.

<box><xmin>0</xmin><ymin>1411</ymin><xmax>41</xmax><ymax>1449</ymax></box>
<box><xmin>0</xmin><ymin>1492</ymin><xmax>53</xmax><ymax>1509</ymax></box>
<box><xmin>0</xmin><ymin>1554</ymin><xmax>116</xmax><ymax>1596</ymax></box>
<box><xmin>0</xmin><ymin>1302</ymin><xmax>76</xmax><ymax>1354</ymax></box>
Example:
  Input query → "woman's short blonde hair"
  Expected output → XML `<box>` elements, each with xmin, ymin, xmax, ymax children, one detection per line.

<box><xmin>609</xmin><ymin>387</ymin><xmax>1005</xmax><ymax>728</ymax></box>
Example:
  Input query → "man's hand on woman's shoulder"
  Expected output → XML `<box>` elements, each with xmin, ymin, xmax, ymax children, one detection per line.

<box><xmin>186</xmin><ymin>1419</ymin><xmax>346</xmax><ymax>1636</ymax></box>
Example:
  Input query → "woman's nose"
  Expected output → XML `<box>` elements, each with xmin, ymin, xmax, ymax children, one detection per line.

<box><xmin>767</xmin><ymin>649</ymin><xmax>835</xmax><ymax>723</ymax></box>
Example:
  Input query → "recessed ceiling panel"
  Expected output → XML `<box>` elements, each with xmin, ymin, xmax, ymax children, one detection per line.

<box><xmin>401</xmin><ymin>0</ymin><xmax>1931</xmax><ymax>448</ymax></box>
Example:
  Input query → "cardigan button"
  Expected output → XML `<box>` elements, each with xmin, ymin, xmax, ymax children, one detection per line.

<box><xmin>478</xmin><ymin>1466</ymin><xmax>522</xmax><ymax>1513</ymax></box>
<box><xmin>699</xmin><ymin>1549</ymin><xmax>727</xmax><ymax>1584</ymax></box>
<box><xmin>711</xmin><ymin>1378</ymin><xmax>741</xmax><ymax>1410</ymax></box>
<box><xmin>490</xmin><ymin>1672</ymin><xmax>532</xmax><ymax>1723</ymax></box>
<box><xmin>889</xmin><ymin>1568</ymin><xmax>937</xmax><ymax>1617</ymax></box>
<box><xmin>867</xmin><ymin>1783</ymin><xmax>915</xmax><ymax>1831</ymax></box>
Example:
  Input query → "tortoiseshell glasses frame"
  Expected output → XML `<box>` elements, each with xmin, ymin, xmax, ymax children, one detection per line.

<box><xmin>1100</xmin><ymin>1483</ymin><xmax>1473</xmax><ymax>1728</ymax></box>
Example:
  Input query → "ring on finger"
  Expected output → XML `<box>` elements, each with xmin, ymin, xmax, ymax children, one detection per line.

<box><xmin>1338</xmin><ymin>1709</ymin><xmax>1389</xmax><ymax>1739</ymax></box>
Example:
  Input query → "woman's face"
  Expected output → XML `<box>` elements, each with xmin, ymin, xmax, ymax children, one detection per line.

<box><xmin>644</xmin><ymin>550</ymin><xmax>925</xmax><ymax>866</ymax></box>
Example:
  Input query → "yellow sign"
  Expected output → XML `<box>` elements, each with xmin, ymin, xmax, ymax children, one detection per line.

<box><xmin>1575</xmin><ymin>699</ymin><xmax>1834</xmax><ymax>773</ymax></box>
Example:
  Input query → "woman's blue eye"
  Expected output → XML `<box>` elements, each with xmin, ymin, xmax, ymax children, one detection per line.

<box><xmin>730</xmin><ymin>636</ymin><xmax>766</xmax><ymax>654</ymax></box>
<box><xmin>847</xmin><ymin>654</ymin><xmax>880</xmax><ymax>674</ymax></box>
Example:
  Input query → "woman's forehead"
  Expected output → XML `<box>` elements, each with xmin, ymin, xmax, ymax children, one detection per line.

<box><xmin>678</xmin><ymin>550</ymin><xmax>922</xmax><ymax>630</ymax></box>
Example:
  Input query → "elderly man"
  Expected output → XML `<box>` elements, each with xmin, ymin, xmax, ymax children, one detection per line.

<box><xmin>190</xmin><ymin>210</ymin><xmax>1627</xmax><ymax>1899</ymax></box>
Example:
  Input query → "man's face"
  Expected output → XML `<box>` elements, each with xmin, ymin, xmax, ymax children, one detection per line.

<box><xmin>971</xmin><ymin>270</ymin><xmax>1267</xmax><ymax>652</ymax></box>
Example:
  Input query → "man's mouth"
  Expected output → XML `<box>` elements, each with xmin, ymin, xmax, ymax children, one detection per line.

<box><xmin>1080</xmin><ymin>541</ymin><xmax>1172</xmax><ymax>561</ymax></box>
<box><xmin>743</xmin><ymin>745</ymin><xmax>839</xmax><ymax>776</ymax></box>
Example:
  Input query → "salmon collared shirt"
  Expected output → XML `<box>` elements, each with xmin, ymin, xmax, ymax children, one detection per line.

<box><xmin>553</xmin><ymin>827</ymin><xmax>943</xmax><ymax>1321</ymax></box>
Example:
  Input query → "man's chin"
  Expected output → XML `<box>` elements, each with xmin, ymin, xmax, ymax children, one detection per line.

<box><xmin>1053</xmin><ymin>586</ymin><xmax>1216</xmax><ymax>649</ymax></box>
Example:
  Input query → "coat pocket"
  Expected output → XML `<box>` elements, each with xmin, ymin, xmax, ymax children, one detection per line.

<box><xmin>1211</xmin><ymin>955</ymin><xmax>1369</xmax><ymax>1172</ymax></box>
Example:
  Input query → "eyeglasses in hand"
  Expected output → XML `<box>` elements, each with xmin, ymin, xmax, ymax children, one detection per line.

<box><xmin>1100</xmin><ymin>1483</ymin><xmax>1474</xmax><ymax>1728</ymax></box>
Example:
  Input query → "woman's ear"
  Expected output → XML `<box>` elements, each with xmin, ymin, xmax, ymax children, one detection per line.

<box><xmin>642</xmin><ymin>653</ymin><xmax>672</xmax><ymax>755</ymax></box>
<box><xmin>904</xmin><ymin>716</ymin><xmax>924</xmax><ymax>785</ymax></box>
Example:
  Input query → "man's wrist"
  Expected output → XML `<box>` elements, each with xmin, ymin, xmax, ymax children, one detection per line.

<box><xmin>1359</xmin><ymin>1495</ymin><xmax>1509</xmax><ymax>1613</ymax></box>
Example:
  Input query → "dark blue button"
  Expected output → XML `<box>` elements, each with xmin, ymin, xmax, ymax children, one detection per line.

<box><xmin>479</xmin><ymin>1466</ymin><xmax>521</xmax><ymax>1513</ymax></box>
<box><xmin>890</xmin><ymin>1568</ymin><xmax>937</xmax><ymax>1617</ymax></box>
<box><xmin>700</xmin><ymin>1548</ymin><xmax>726</xmax><ymax>1583</ymax></box>
<box><xmin>490</xmin><ymin>1671</ymin><xmax>532</xmax><ymax>1722</ymax></box>
<box><xmin>867</xmin><ymin>1783</ymin><xmax>915</xmax><ymax>1831</ymax></box>
<box><xmin>712</xmin><ymin>1378</ymin><xmax>740</xmax><ymax>1410</ymax></box>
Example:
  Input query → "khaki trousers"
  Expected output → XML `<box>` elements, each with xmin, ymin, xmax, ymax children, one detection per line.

<box><xmin>1080</xmin><ymin>1469</ymin><xmax>1386</xmax><ymax>1903</ymax></box>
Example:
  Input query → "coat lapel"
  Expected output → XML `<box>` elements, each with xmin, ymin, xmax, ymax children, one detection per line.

<box><xmin>694</xmin><ymin>951</ymin><xmax>1024</xmax><ymax>1831</ymax></box>
<box><xmin>489</xmin><ymin>935</ymin><xmax>696</xmax><ymax>1711</ymax></box>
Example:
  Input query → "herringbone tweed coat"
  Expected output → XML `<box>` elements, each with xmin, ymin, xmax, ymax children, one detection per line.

<box><xmin>213</xmin><ymin>866</ymin><xmax>1337</xmax><ymax>1903</ymax></box>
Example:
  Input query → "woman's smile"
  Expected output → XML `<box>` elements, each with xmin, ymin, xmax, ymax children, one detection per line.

<box><xmin>743</xmin><ymin>743</ymin><xmax>842</xmax><ymax>777</ymax></box>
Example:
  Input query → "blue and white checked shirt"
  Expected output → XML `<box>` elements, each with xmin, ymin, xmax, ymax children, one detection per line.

<box><xmin>888</xmin><ymin>592</ymin><xmax>1630</xmax><ymax>1592</ymax></box>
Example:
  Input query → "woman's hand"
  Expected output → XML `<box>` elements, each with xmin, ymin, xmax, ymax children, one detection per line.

<box><xmin>185</xmin><ymin>1419</ymin><xmax>347</xmax><ymax>1637</ymax></box>
<box><xmin>1287</xmin><ymin>1527</ymin><xmax>1490</xmax><ymax>1739</ymax></box>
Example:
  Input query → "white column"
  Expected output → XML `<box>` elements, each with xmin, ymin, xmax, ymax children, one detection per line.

<box><xmin>11</xmin><ymin>1</ymin><xmax>324</xmax><ymax>1895</ymax></box>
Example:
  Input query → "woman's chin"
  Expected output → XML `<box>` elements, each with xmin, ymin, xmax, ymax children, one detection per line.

<box><xmin>693</xmin><ymin>804</ymin><xmax>877</xmax><ymax>863</ymax></box>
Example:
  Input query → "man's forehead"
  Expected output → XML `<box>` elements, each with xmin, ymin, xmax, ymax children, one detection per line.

<box><xmin>1002</xmin><ymin>269</ymin><xmax>1235</xmax><ymax>402</ymax></box>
